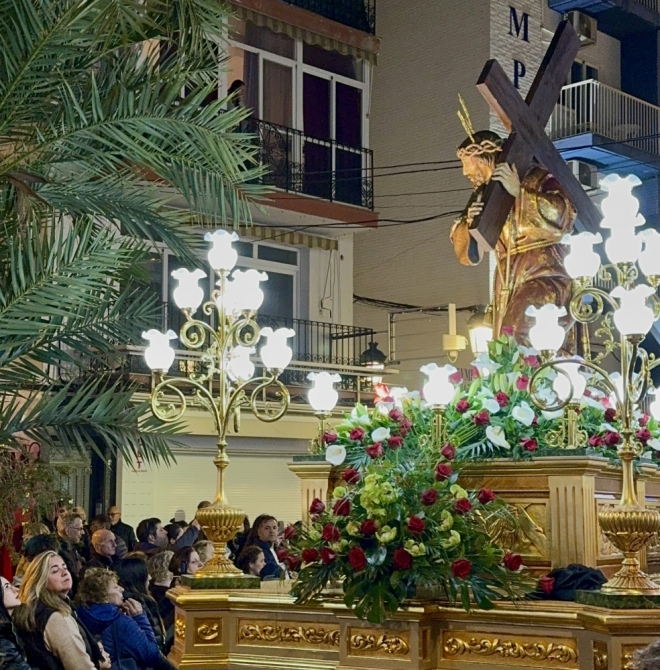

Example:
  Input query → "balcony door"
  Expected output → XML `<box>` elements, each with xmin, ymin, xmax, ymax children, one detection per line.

<box><xmin>302</xmin><ymin>72</ymin><xmax>363</xmax><ymax>205</ymax></box>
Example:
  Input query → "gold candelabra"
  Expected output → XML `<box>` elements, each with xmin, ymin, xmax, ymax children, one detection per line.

<box><xmin>143</xmin><ymin>232</ymin><xmax>293</xmax><ymax>587</ymax></box>
<box><xmin>528</xmin><ymin>225</ymin><xmax>660</xmax><ymax>594</ymax></box>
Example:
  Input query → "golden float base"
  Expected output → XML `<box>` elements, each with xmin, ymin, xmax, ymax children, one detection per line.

<box><xmin>166</xmin><ymin>582</ymin><xmax>660</xmax><ymax>670</ymax></box>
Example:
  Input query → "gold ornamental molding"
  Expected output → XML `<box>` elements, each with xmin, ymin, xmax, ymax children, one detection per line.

<box><xmin>175</xmin><ymin>615</ymin><xmax>186</xmax><ymax>643</ymax></box>
<box><xmin>348</xmin><ymin>628</ymin><xmax>410</xmax><ymax>657</ymax></box>
<box><xmin>443</xmin><ymin>632</ymin><xmax>578</xmax><ymax>668</ymax></box>
<box><xmin>237</xmin><ymin>620</ymin><xmax>340</xmax><ymax>649</ymax></box>
<box><xmin>195</xmin><ymin>619</ymin><xmax>222</xmax><ymax>646</ymax></box>
<box><xmin>593</xmin><ymin>641</ymin><xmax>608</xmax><ymax>670</ymax></box>
<box><xmin>621</xmin><ymin>645</ymin><xmax>644</xmax><ymax>670</ymax></box>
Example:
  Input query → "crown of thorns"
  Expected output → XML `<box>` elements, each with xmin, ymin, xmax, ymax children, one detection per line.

<box><xmin>456</xmin><ymin>140</ymin><xmax>503</xmax><ymax>158</ymax></box>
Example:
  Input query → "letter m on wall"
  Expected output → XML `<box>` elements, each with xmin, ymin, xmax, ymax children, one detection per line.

<box><xmin>509</xmin><ymin>6</ymin><xmax>529</xmax><ymax>42</ymax></box>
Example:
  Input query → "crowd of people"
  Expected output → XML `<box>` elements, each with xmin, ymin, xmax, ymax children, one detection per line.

<box><xmin>0</xmin><ymin>501</ymin><xmax>297</xmax><ymax>669</ymax></box>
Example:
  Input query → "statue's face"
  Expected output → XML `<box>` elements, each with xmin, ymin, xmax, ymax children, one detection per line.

<box><xmin>461</xmin><ymin>155</ymin><xmax>494</xmax><ymax>189</ymax></box>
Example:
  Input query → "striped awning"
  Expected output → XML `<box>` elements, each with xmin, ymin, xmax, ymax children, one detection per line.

<box><xmin>237</xmin><ymin>224</ymin><xmax>338</xmax><ymax>251</ymax></box>
<box><xmin>231</xmin><ymin>4</ymin><xmax>378</xmax><ymax>64</ymax></box>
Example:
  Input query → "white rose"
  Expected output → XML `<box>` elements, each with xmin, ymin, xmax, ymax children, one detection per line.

<box><xmin>512</xmin><ymin>401</ymin><xmax>535</xmax><ymax>426</ymax></box>
<box><xmin>482</xmin><ymin>398</ymin><xmax>501</xmax><ymax>414</ymax></box>
<box><xmin>486</xmin><ymin>425</ymin><xmax>511</xmax><ymax>450</ymax></box>
<box><xmin>325</xmin><ymin>444</ymin><xmax>346</xmax><ymax>466</ymax></box>
<box><xmin>371</xmin><ymin>427</ymin><xmax>391</xmax><ymax>443</ymax></box>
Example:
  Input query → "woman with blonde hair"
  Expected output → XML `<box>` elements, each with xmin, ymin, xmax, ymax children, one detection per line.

<box><xmin>12</xmin><ymin>551</ymin><xmax>109</xmax><ymax>670</ymax></box>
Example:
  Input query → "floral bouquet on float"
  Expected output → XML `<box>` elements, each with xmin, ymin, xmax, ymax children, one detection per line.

<box><xmin>287</xmin><ymin>398</ymin><xmax>530</xmax><ymax>624</ymax></box>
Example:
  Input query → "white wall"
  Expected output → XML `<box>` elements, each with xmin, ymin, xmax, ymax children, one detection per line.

<box><xmin>118</xmin><ymin>436</ymin><xmax>306</xmax><ymax>530</ymax></box>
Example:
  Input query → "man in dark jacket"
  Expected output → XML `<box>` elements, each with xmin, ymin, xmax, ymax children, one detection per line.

<box><xmin>108</xmin><ymin>506</ymin><xmax>137</xmax><ymax>551</ymax></box>
<box><xmin>135</xmin><ymin>518</ymin><xmax>200</xmax><ymax>556</ymax></box>
<box><xmin>56</xmin><ymin>512</ymin><xmax>85</xmax><ymax>594</ymax></box>
<box><xmin>251</xmin><ymin>515</ymin><xmax>284</xmax><ymax>580</ymax></box>
<box><xmin>82</xmin><ymin>530</ymin><xmax>119</xmax><ymax>576</ymax></box>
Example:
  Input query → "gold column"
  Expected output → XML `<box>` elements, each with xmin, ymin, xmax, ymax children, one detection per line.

<box><xmin>287</xmin><ymin>460</ymin><xmax>339</xmax><ymax>524</ymax></box>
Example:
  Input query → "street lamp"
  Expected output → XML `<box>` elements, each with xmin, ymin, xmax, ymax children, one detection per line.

<box><xmin>528</xmin><ymin>174</ymin><xmax>660</xmax><ymax>596</ymax></box>
<box><xmin>143</xmin><ymin>229</ymin><xmax>295</xmax><ymax>587</ymax></box>
<box><xmin>307</xmin><ymin>371</ymin><xmax>342</xmax><ymax>454</ymax></box>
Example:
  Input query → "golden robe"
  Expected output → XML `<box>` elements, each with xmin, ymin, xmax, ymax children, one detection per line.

<box><xmin>451</xmin><ymin>166</ymin><xmax>576</xmax><ymax>343</ymax></box>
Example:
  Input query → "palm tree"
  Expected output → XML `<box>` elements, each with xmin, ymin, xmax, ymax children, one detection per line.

<box><xmin>0</xmin><ymin>0</ymin><xmax>265</xmax><ymax>466</ymax></box>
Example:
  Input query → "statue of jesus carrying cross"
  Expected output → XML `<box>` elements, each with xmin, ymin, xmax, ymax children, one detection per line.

<box><xmin>449</xmin><ymin>20</ymin><xmax>602</xmax><ymax>345</ymax></box>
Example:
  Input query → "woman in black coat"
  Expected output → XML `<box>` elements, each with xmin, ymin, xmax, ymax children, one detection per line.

<box><xmin>0</xmin><ymin>577</ymin><xmax>32</xmax><ymax>670</ymax></box>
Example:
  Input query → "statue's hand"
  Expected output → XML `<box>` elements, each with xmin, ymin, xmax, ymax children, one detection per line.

<box><xmin>492</xmin><ymin>163</ymin><xmax>521</xmax><ymax>198</ymax></box>
<box><xmin>467</xmin><ymin>201</ymin><xmax>484</xmax><ymax>223</ymax></box>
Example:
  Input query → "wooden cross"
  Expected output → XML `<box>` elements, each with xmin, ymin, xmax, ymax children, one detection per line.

<box><xmin>469</xmin><ymin>20</ymin><xmax>602</xmax><ymax>251</ymax></box>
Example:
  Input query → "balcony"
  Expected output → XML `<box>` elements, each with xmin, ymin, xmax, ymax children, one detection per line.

<box><xmin>282</xmin><ymin>0</ymin><xmax>376</xmax><ymax>34</ymax></box>
<box><xmin>247</xmin><ymin>118</ymin><xmax>374</xmax><ymax>210</ymax></box>
<box><xmin>548</xmin><ymin>0</ymin><xmax>660</xmax><ymax>36</ymax></box>
<box><xmin>116</xmin><ymin>313</ymin><xmax>384</xmax><ymax>408</ymax></box>
<box><xmin>549</xmin><ymin>80</ymin><xmax>660</xmax><ymax>175</ymax></box>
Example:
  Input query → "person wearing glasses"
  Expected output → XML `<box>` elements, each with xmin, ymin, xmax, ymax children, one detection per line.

<box><xmin>56</xmin><ymin>512</ymin><xmax>86</xmax><ymax>596</ymax></box>
<box><xmin>107</xmin><ymin>506</ymin><xmax>137</xmax><ymax>552</ymax></box>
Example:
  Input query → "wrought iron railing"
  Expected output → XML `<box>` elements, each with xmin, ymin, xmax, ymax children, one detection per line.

<box><xmin>246</xmin><ymin>118</ymin><xmax>374</xmax><ymax>210</ymax></box>
<box><xmin>550</xmin><ymin>80</ymin><xmax>660</xmax><ymax>156</ymax></box>
<box><xmin>282</xmin><ymin>0</ymin><xmax>375</xmax><ymax>34</ymax></box>
<box><xmin>163</xmin><ymin>305</ymin><xmax>376</xmax><ymax>368</ymax></box>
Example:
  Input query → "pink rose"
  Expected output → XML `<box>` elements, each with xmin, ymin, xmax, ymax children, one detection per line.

<box><xmin>516</xmin><ymin>375</ymin><xmax>529</xmax><ymax>391</ymax></box>
<box><xmin>604</xmin><ymin>431</ymin><xmax>621</xmax><ymax>447</ymax></box>
<box><xmin>389</xmin><ymin>409</ymin><xmax>403</xmax><ymax>421</ymax></box>
<box><xmin>342</xmin><ymin>468</ymin><xmax>360</xmax><ymax>484</ymax></box>
<box><xmin>449</xmin><ymin>371</ymin><xmax>463</xmax><ymax>385</ymax></box>
<box><xmin>503</xmin><ymin>552</ymin><xmax>523</xmax><ymax>571</ymax></box>
<box><xmin>640</xmin><ymin>414</ymin><xmax>650</xmax><ymax>428</ymax></box>
<box><xmin>322</xmin><ymin>431</ymin><xmax>338</xmax><ymax>444</ymax></box>
<box><xmin>421</xmin><ymin>489</ymin><xmax>438</xmax><ymax>506</ymax></box>
<box><xmin>441</xmin><ymin>443</ymin><xmax>456</xmax><ymax>460</ymax></box>
<box><xmin>589</xmin><ymin>435</ymin><xmax>604</xmax><ymax>447</ymax></box>
<box><xmin>524</xmin><ymin>355</ymin><xmax>539</xmax><ymax>368</ymax></box>
<box><xmin>501</xmin><ymin>325</ymin><xmax>515</xmax><ymax>336</ymax></box>
<box><xmin>332</xmin><ymin>498</ymin><xmax>352</xmax><ymax>516</ymax></box>
<box><xmin>388</xmin><ymin>436</ymin><xmax>404</xmax><ymax>449</ymax></box>
<box><xmin>454</xmin><ymin>498</ymin><xmax>473</xmax><ymax>515</ymax></box>
<box><xmin>434</xmin><ymin>463</ymin><xmax>453</xmax><ymax>481</ymax></box>
<box><xmin>478</xmin><ymin>488</ymin><xmax>496</xmax><ymax>504</ymax></box>
<box><xmin>407</xmin><ymin>516</ymin><xmax>426</xmax><ymax>535</ymax></box>
<box><xmin>637</xmin><ymin>428</ymin><xmax>652</xmax><ymax>446</ymax></box>
<box><xmin>521</xmin><ymin>437</ymin><xmax>538</xmax><ymax>452</ymax></box>
<box><xmin>604</xmin><ymin>408</ymin><xmax>617</xmax><ymax>423</ymax></box>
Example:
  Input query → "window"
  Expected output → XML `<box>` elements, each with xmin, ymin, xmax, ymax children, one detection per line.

<box><xmin>303</xmin><ymin>43</ymin><xmax>362</xmax><ymax>80</ymax></box>
<box><xmin>569</xmin><ymin>62</ymin><xmax>598</xmax><ymax>84</ymax></box>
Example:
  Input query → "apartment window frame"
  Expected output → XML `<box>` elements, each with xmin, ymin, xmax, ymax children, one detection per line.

<box><xmin>227</xmin><ymin>26</ymin><xmax>370</xmax><ymax>145</ymax></box>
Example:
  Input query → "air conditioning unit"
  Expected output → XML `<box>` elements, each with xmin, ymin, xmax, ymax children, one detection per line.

<box><xmin>567</xmin><ymin>11</ymin><xmax>597</xmax><ymax>46</ymax></box>
<box><xmin>569</xmin><ymin>160</ymin><xmax>598</xmax><ymax>190</ymax></box>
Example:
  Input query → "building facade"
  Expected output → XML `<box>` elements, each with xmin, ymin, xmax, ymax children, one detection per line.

<box><xmin>354</xmin><ymin>0</ymin><xmax>660</xmax><ymax>390</ymax></box>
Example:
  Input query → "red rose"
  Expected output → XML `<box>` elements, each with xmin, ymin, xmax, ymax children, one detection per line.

<box><xmin>309</xmin><ymin>498</ymin><xmax>325</xmax><ymax>515</ymax></box>
<box><xmin>421</xmin><ymin>489</ymin><xmax>438</xmax><ymax>506</ymax></box>
<box><xmin>388</xmin><ymin>436</ymin><xmax>404</xmax><ymax>449</ymax></box>
<box><xmin>640</xmin><ymin>413</ymin><xmax>650</xmax><ymax>428</ymax></box>
<box><xmin>451</xmin><ymin>559</ymin><xmax>471</xmax><ymax>579</ymax></box>
<box><xmin>539</xmin><ymin>575</ymin><xmax>555</xmax><ymax>595</ymax></box>
<box><xmin>473</xmin><ymin>410</ymin><xmax>490</xmax><ymax>426</ymax></box>
<box><xmin>276</xmin><ymin>547</ymin><xmax>288</xmax><ymax>561</ymax></box>
<box><xmin>333</xmin><ymin>498</ymin><xmax>352</xmax><ymax>516</ymax></box>
<box><xmin>516</xmin><ymin>375</ymin><xmax>529</xmax><ymax>391</ymax></box>
<box><xmin>348</xmin><ymin>546</ymin><xmax>367</xmax><ymax>571</ymax></box>
<box><xmin>589</xmin><ymin>435</ymin><xmax>604</xmax><ymax>447</ymax></box>
<box><xmin>301</xmin><ymin>548</ymin><xmax>319</xmax><ymax>563</ymax></box>
<box><xmin>366</xmin><ymin>442</ymin><xmax>384</xmax><ymax>458</ymax></box>
<box><xmin>322</xmin><ymin>524</ymin><xmax>340</xmax><ymax>542</ymax></box>
<box><xmin>360</xmin><ymin>520</ymin><xmax>377</xmax><ymax>537</ymax></box>
<box><xmin>389</xmin><ymin>409</ymin><xmax>403</xmax><ymax>421</ymax></box>
<box><xmin>604</xmin><ymin>431</ymin><xmax>621</xmax><ymax>447</ymax></box>
<box><xmin>320</xmin><ymin>547</ymin><xmax>336</xmax><ymax>564</ymax></box>
<box><xmin>286</xmin><ymin>554</ymin><xmax>301</xmax><ymax>571</ymax></box>
<box><xmin>407</xmin><ymin>515</ymin><xmax>426</xmax><ymax>535</ymax></box>
<box><xmin>435</xmin><ymin>463</ymin><xmax>453</xmax><ymax>481</ymax></box>
<box><xmin>400</xmin><ymin>418</ymin><xmax>413</xmax><ymax>436</ymax></box>
<box><xmin>604</xmin><ymin>407</ymin><xmax>617</xmax><ymax>423</ymax></box>
<box><xmin>521</xmin><ymin>437</ymin><xmax>538</xmax><ymax>452</ymax></box>
<box><xmin>495</xmin><ymin>391</ymin><xmax>509</xmax><ymax>408</ymax></box>
<box><xmin>441</xmin><ymin>443</ymin><xmax>456</xmax><ymax>460</ymax></box>
<box><xmin>478</xmin><ymin>488</ymin><xmax>496</xmax><ymax>504</ymax></box>
<box><xmin>636</xmin><ymin>428</ymin><xmax>652</xmax><ymax>445</ymax></box>
<box><xmin>393</xmin><ymin>547</ymin><xmax>413</xmax><ymax>570</ymax></box>
<box><xmin>454</xmin><ymin>498</ymin><xmax>473</xmax><ymax>514</ymax></box>
<box><xmin>283</xmin><ymin>525</ymin><xmax>296</xmax><ymax>540</ymax></box>
<box><xmin>456</xmin><ymin>399</ymin><xmax>470</xmax><ymax>414</ymax></box>
<box><xmin>349</xmin><ymin>427</ymin><xmax>365</xmax><ymax>442</ymax></box>
<box><xmin>342</xmin><ymin>468</ymin><xmax>360</xmax><ymax>484</ymax></box>
<box><xmin>501</xmin><ymin>325</ymin><xmax>514</xmax><ymax>336</ymax></box>
<box><xmin>503</xmin><ymin>552</ymin><xmax>523</xmax><ymax>571</ymax></box>
<box><xmin>449</xmin><ymin>371</ymin><xmax>463</xmax><ymax>384</ymax></box>
<box><xmin>323</xmin><ymin>431</ymin><xmax>338</xmax><ymax>444</ymax></box>
<box><xmin>524</xmin><ymin>355</ymin><xmax>538</xmax><ymax>368</ymax></box>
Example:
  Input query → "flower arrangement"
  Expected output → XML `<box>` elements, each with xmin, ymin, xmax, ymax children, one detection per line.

<box><xmin>288</xmin><ymin>398</ymin><xmax>530</xmax><ymax>623</ymax></box>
